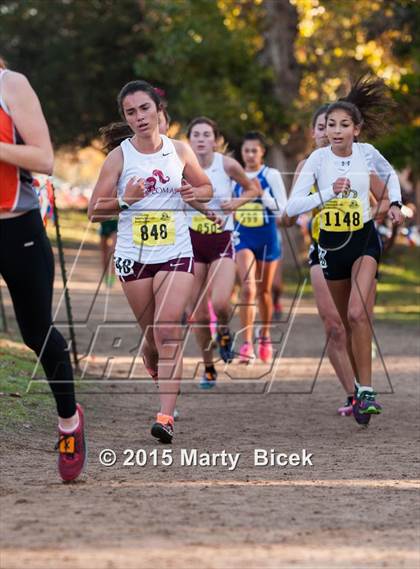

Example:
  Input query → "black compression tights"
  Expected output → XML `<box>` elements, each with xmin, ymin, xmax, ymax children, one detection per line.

<box><xmin>0</xmin><ymin>210</ymin><xmax>76</xmax><ymax>418</ymax></box>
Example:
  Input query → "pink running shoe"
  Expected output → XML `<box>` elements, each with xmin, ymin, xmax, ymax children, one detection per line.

<box><xmin>258</xmin><ymin>336</ymin><xmax>273</xmax><ymax>363</ymax></box>
<box><xmin>337</xmin><ymin>396</ymin><xmax>353</xmax><ymax>416</ymax></box>
<box><xmin>56</xmin><ymin>403</ymin><xmax>87</xmax><ymax>482</ymax></box>
<box><xmin>239</xmin><ymin>342</ymin><xmax>256</xmax><ymax>364</ymax></box>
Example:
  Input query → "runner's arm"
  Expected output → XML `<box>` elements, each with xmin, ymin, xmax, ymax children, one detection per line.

<box><xmin>174</xmin><ymin>140</ymin><xmax>212</xmax><ymax>209</ymax></box>
<box><xmin>261</xmin><ymin>168</ymin><xmax>287</xmax><ymax>217</ymax></box>
<box><xmin>222</xmin><ymin>156</ymin><xmax>260</xmax><ymax>211</ymax></box>
<box><xmin>0</xmin><ymin>71</ymin><xmax>53</xmax><ymax>174</ymax></box>
<box><xmin>88</xmin><ymin>148</ymin><xmax>125</xmax><ymax>221</ymax></box>
<box><xmin>285</xmin><ymin>150</ymin><xmax>336</xmax><ymax>217</ymax></box>
<box><xmin>281</xmin><ymin>159</ymin><xmax>305</xmax><ymax>227</ymax></box>
<box><xmin>361</xmin><ymin>143</ymin><xmax>402</xmax><ymax>203</ymax></box>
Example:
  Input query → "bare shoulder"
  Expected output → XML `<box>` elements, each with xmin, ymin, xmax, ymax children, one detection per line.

<box><xmin>172</xmin><ymin>139</ymin><xmax>189</xmax><ymax>156</ymax></box>
<box><xmin>2</xmin><ymin>70</ymin><xmax>31</xmax><ymax>93</ymax></box>
<box><xmin>222</xmin><ymin>154</ymin><xmax>241</xmax><ymax>174</ymax></box>
<box><xmin>103</xmin><ymin>146</ymin><xmax>123</xmax><ymax>171</ymax></box>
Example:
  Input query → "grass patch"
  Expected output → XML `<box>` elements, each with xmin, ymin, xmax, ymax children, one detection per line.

<box><xmin>46</xmin><ymin>208</ymin><xmax>100</xmax><ymax>247</ymax></box>
<box><xmin>282</xmin><ymin>245</ymin><xmax>419</xmax><ymax>323</ymax></box>
<box><xmin>0</xmin><ymin>335</ymin><xmax>52</xmax><ymax>428</ymax></box>
<box><xmin>376</xmin><ymin>246</ymin><xmax>419</xmax><ymax>322</ymax></box>
<box><xmin>0</xmin><ymin>334</ymin><xmax>92</xmax><ymax>428</ymax></box>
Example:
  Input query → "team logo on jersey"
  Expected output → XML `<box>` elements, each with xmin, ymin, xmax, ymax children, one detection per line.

<box><xmin>144</xmin><ymin>169</ymin><xmax>171</xmax><ymax>193</ymax></box>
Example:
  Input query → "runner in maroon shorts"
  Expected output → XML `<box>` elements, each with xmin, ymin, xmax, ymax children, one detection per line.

<box><xmin>186</xmin><ymin>117</ymin><xmax>260</xmax><ymax>388</ymax></box>
<box><xmin>89</xmin><ymin>82</ymin><xmax>212</xmax><ymax>443</ymax></box>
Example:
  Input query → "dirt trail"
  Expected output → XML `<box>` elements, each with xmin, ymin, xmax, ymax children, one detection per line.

<box><xmin>1</xmin><ymin>243</ymin><xmax>419</xmax><ymax>569</ymax></box>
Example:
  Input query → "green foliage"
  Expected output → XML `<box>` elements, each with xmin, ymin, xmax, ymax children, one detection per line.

<box><xmin>134</xmin><ymin>0</ymin><xmax>284</xmax><ymax>146</ymax></box>
<box><xmin>0</xmin><ymin>0</ymin><xmax>147</xmax><ymax>146</ymax></box>
<box><xmin>0</xmin><ymin>0</ymin><xmax>417</xmax><ymax>170</ymax></box>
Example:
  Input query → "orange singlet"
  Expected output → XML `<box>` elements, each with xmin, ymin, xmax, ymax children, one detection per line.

<box><xmin>0</xmin><ymin>69</ymin><xmax>39</xmax><ymax>212</ymax></box>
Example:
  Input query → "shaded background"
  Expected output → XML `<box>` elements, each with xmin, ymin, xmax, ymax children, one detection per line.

<box><xmin>0</xmin><ymin>0</ymin><xmax>418</xmax><ymax>201</ymax></box>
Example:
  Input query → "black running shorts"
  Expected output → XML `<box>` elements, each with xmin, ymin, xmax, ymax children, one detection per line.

<box><xmin>317</xmin><ymin>220</ymin><xmax>382</xmax><ymax>281</ymax></box>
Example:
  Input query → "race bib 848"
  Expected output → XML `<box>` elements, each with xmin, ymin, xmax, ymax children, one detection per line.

<box><xmin>132</xmin><ymin>211</ymin><xmax>175</xmax><ymax>246</ymax></box>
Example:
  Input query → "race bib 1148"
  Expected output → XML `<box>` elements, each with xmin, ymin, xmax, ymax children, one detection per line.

<box><xmin>320</xmin><ymin>198</ymin><xmax>363</xmax><ymax>232</ymax></box>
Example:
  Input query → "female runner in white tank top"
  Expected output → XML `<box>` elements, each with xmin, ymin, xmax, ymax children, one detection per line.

<box><xmin>88</xmin><ymin>81</ymin><xmax>212</xmax><ymax>443</ymax></box>
<box><xmin>286</xmin><ymin>77</ymin><xmax>403</xmax><ymax>426</ymax></box>
<box><xmin>186</xmin><ymin>117</ymin><xmax>260</xmax><ymax>388</ymax></box>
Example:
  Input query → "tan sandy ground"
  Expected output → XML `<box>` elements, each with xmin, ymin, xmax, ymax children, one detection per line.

<box><xmin>1</xmin><ymin>243</ymin><xmax>419</xmax><ymax>569</ymax></box>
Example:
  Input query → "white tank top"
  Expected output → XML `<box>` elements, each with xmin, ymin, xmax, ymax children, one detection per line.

<box><xmin>187</xmin><ymin>152</ymin><xmax>234</xmax><ymax>231</ymax></box>
<box><xmin>321</xmin><ymin>143</ymin><xmax>371</xmax><ymax>223</ymax></box>
<box><xmin>115</xmin><ymin>135</ymin><xmax>192</xmax><ymax>263</ymax></box>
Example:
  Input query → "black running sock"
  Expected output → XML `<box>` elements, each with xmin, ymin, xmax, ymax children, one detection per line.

<box><xmin>205</xmin><ymin>364</ymin><xmax>216</xmax><ymax>375</ymax></box>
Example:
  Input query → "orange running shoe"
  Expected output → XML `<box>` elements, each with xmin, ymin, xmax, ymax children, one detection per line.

<box><xmin>151</xmin><ymin>413</ymin><xmax>174</xmax><ymax>444</ymax></box>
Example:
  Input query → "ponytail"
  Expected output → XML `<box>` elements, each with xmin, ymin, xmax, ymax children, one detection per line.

<box><xmin>99</xmin><ymin>122</ymin><xmax>132</xmax><ymax>153</ymax></box>
<box><xmin>326</xmin><ymin>75</ymin><xmax>395</xmax><ymax>137</ymax></box>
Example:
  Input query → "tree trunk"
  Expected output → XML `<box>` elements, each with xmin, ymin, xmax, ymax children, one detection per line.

<box><xmin>261</xmin><ymin>0</ymin><xmax>308</xmax><ymax>191</ymax></box>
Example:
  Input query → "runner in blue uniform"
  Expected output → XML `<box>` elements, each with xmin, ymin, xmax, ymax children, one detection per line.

<box><xmin>233</xmin><ymin>132</ymin><xmax>287</xmax><ymax>363</ymax></box>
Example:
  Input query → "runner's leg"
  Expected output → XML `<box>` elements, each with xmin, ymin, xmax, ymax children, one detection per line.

<box><xmin>236</xmin><ymin>248</ymin><xmax>257</xmax><ymax>344</ymax></box>
<box><xmin>190</xmin><ymin>262</ymin><xmax>213</xmax><ymax>366</ymax></box>
<box><xmin>310</xmin><ymin>265</ymin><xmax>354</xmax><ymax>394</ymax></box>
<box><xmin>153</xmin><ymin>270</ymin><xmax>194</xmax><ymax>416</ymax></box>
<box><xmin>326</xmin><ymin>278</ymin><xmax>358</xmax><ymax>380</ymax></box>
<box><xmin>348</xmin><ymin>256</ymin><xmax>378</xmax><ymax>386</ymax></box>
<box><xmin>120</xmin><ymin>277</ymin><xmax>157</xmax><ymax>375</ymax></box>
<box><xmin>256</xmin><ymin>259</ymin><xmax>278</xmax><ymax>337</ymax></box>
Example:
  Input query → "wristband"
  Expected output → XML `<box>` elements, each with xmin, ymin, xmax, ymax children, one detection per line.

<box><xmin>390</xmin><ymin>201</ymin><xmax>402</xmax><ymax>209</ymax></box>
<box><xmin>118</xmin><ymin>196</ymin><xmax>130</xmax><ymax>210</ymax></box>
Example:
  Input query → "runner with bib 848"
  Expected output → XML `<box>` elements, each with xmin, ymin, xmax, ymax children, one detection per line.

<box><xmin>88</xmin><ymin>80</ymin><xmax>213</xmax><ymax>443</ymax></box>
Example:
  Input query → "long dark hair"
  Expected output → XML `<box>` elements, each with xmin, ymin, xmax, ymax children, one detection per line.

<box><xmin>100</xmin><ymin>80</ymin><xmax>163</xmax><ymax>153</ymax></box>
<box><xmin>326</xmin><ymin>75</ymin><xmax>395</xmax><ymax>138</ymax></box>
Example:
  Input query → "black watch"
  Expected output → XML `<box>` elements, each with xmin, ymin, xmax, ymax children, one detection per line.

<box><xmin>390</xmin><ymin>201</ymin><xmax>402</xmax><ymax>209</ymax></box>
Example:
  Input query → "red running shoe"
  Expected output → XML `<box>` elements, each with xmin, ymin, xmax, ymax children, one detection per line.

<box><xmin>56</xmin><ymin>403</ymin><xmax>87</xmax><ymax>482</ymax></box>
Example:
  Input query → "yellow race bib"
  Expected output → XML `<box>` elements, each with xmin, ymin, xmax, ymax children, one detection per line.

<box><xmin>236</xmin><ymin>202</ymin><xmax>264</xmax><ymax>228</ymax></box>
<box><xmin>320</xmin><ymin>198</ymin><xmax>363</xmax><ymax>232</ymax></box>
<box><xmin>132</xmin><ymin>211</ymin><xmax>175</xmax><ymax>246</ymax></box>
<box><xmin>191</xmin><ymin>214</ymin><xmax>222</xmax><ymax>234</ymax></box>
